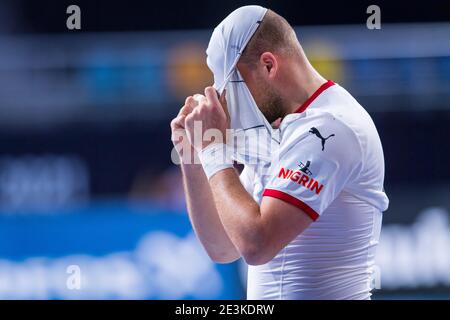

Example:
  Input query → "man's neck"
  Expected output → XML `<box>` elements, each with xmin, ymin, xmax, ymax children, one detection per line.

<box><xmin>284</xmin><ymin>62</ymin><xmax>327</xmax><ymax>115</ymax></box>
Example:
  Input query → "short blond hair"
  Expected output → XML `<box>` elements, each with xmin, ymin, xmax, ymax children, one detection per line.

<box><xmin>240</xmin><ymin>10</ymin><xmax>298</xmax><ymax>67</ymax></box>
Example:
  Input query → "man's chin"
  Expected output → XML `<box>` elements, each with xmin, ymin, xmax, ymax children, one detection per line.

<box><xmin>271</xmin><ymin>118</ymin><xmax>282</xmax><ymax>129</ymax></box>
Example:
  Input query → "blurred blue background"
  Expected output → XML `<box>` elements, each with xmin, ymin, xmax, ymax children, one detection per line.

<box><xmin>0</xmin><ymin>0</ymin><xmax>449</xmax><ymax>299</ymax></box>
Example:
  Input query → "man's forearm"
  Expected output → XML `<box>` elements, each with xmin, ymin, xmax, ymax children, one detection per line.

<box><xmin>208</xmin><ymin>168</ymin><xmax>264</xmax><ymax>260</ymax></box>
<box><xmin>181</xmin><ymin>163</ymin><xmax>240</xmax><ymax>263</ymax></box>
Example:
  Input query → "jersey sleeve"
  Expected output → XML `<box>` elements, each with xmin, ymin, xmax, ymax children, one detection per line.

<box><xmin>239</xmin><ymin>165</ymin><xmax>255</xmax><ymax>195</ymax></box>
<box><xmin>263</xmin><ymin>118</ymin><xmax>363</xmax><ymax>221</ymax></box>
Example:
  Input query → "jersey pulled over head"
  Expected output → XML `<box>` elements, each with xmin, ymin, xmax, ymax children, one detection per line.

<box><xmin>206</xmin><ymin>5</ymin><xmax>274</xmax><ymax>166</ymax></box>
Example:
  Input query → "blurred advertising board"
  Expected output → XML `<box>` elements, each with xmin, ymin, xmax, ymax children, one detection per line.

<box><xmin>0</xmin><ymin>202</ymin><xmax>244</xmax><ymax>299</ymax></box>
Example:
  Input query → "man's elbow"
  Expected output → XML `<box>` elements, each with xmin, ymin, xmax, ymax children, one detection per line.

<box><xmin>241</xmin><ymin>244</ymin><xmax>275</xmax><ymax>266</ymax></box>
<box><xmin>206</xmin><ymin>250</ymin><xmax>241</xmax><ymax>264</ymax></box>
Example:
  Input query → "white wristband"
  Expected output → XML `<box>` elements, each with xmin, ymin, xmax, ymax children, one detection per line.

<box><xmin>198</xmin><ymin>143</ymin><xmax>234</xmax><ymax>180</ymax></box>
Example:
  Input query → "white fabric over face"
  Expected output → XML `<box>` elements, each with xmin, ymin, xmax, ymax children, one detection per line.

<box><xmin>206</xmin><ymin>5</ymin><xmax>276</xmax><ymax>168</ymax></box>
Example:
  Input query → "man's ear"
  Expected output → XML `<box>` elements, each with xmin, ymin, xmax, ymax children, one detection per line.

<box><xmin>260</xmin><ymin>52</ymin><xmax>278</xmax><ymax>79</ymax></box>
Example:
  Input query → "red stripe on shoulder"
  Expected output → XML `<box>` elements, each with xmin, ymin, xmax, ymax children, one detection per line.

<box><xmin>294</xmin><ymin>80</ymin><xmax>335</xmax><ymax>114</ymax></box>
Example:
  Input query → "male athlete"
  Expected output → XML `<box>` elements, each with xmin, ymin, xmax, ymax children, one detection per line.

<box><xmin>170</xmin><ymin>6</ymin><xmax>389</xmax><ymax>299</ymax></box>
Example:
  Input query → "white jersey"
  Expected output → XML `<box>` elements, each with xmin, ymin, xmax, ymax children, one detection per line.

<box><xmin>240</xmin><ymin>80</ymin><xmax>389</xmax><ymax>300</ymax></box>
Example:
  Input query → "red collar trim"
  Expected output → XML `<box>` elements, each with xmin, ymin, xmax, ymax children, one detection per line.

<box><xmin>294</xmin><ymin>80</ymin><xmax>335</xmax><ymax>114</ymax></box>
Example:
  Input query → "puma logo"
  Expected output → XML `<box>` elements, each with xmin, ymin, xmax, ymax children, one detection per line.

<box><xmin>309</xmin><ymin>127</ymin><xmax>335</xmax><ymax>151</ymax></box>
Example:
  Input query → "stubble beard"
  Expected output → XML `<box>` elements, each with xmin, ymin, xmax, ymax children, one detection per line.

<box><xmin>258</xmin><ymin>88</ymin><xmax>287</xmax><ymax>124</ymax></box>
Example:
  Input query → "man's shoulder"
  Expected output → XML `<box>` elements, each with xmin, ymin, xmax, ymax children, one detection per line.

<box><xmin>281</xmin><ymin>109</ymin><xmax>361</xmax><ymax>150</ymax></box>
<box><xmin>279</xmin><ymin>84</ymin><xmax>376</xmax><ymax>156</ymax></box>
